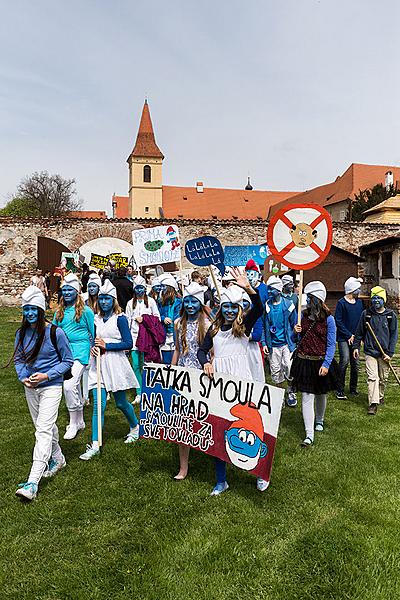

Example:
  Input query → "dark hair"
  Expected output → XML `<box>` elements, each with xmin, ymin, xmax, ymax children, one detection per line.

<box><xmin>130</xmin><ymin>290</ymin><xmax>149</xmax><ymax>309</ymax></box>
<box><xmin>7</xmin><ymin>308</ymin><xmax>47</xmax><ymax>367</ymax></box>
<box><xmin>117</xmin><ymin>267</ymin><xmax>127</xmax><ymax>277</ymax></box>
<box><xmin>191</xmin><ymin>271</ymin><xmax>202</xmax><ymax>282</ymax></box>
<box><xmin>161</xmin><ymin>287</ymin><xmax>176</xmax><ymax>306</ymax></box>
<box><xmin>305</xmin><ymin>298</ymin><xmax>331</xmax><ymax>321</ymax></box>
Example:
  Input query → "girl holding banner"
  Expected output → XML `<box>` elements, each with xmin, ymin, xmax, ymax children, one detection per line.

<box><xmin>158</xmin><ymin>274</ymin><xmax>182</xmax><ymax>364</ymax></box>
<box><xmin>79</xmin><ymin>280</ymin><xmax>140</xmax><ymax>460</ymax></box>
<box><xmin>291</xmin><ymin>281</ymin><xmax>339</xmax><ymax>447</ymax></box>
<box><xmin>53</xmin><ymin>273</ymin><xmax>95</xmax><ymax>440</ymax></box>
<box><xmin>197</xmin><ymin>270</ymin><xmax>266</xmax><ymax>495</ymax></box>
<box><xmin>171</xmin><ymin>282</ymin><xmax>211</xmax><ymax>480</ymax></box>
<box><xmin>126</xmin><ymin>275</ymin><xmax>161</xmax><ymax>404</ymax></box>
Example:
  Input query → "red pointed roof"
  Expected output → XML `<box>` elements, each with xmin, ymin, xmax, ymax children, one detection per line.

<box><xmin>128</xmin><ymin>100</ymin><xmax>164</xmax><ymax>160</ymax></box>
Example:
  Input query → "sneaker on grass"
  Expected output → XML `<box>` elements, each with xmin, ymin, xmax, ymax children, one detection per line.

<box><xmin>336</xmin><ymin>392</ymin><xmax>347</xmax><ymax>400</ymax></box>
<box><xmin>286</xmin><ymin>392</ymin><xmax>297</xmax><ymax>407</ymax></box>
<box><xmin>124</xmin><ymin>427</ymin><xmax>139</xmax><ymax>444</ymax></box>
<box><xmin>315</xmin><ymin>422</ymin><xmax>324</xmax><ymax>432</ymax></box>
<box><xmin>300</xmin><ymin>437</ymin><xmax>313</xmax><ymax>447</ymax></box>
<box><xmin>79</xmin><ymin>444</ymin><xmax>100</xmax><ymax>461</ymax></box>
<box><xmin>42</xmin><ymin>456</ymin><xmax>66</xmax><ymax>478</ymax></box>
<box><xmin>16</xmin><ymin>482</ymin><xmax>38</xmax><ymax>501</ymax></box>
<box><xmin>256</xmin><ymin>478</ymin><xmax>270</xmax><ymax>492</ymax></box>
<box><xmin>367</xmin><ymin>404</ymin><xmax>378</xmax><ymax>415</ymax></box>
<box><xmin>210</xmin><ymin>482</ymin><xmax>229</xmax><ymax>496</ymax></box>
<box><xmin>131</xmin><ymin>394</ymin><xmax>141</xmax><ymax>406</ymax></box>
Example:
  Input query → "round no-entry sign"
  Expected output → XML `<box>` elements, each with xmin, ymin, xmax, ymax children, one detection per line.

<box><xmin>267</xmin><ymin>204</ymin><xmax>333</xmax><ymax>270</ymax></box>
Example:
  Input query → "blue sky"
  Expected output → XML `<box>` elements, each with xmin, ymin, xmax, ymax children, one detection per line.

<box><xmin>0</xmin><ymin>0</ymin><xmax>399</xmax><ymax>213</ymax></box>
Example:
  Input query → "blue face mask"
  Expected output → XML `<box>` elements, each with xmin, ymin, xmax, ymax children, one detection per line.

<box><xmin>221</xmin><ymin>302</ymin><xmax>240</xmax><ymax>322</ymax></box>
<box><xmin>246</xmin><ymin>270</ymin><xmax>259</xmax><ymax>286</ymax></box>
<box><xmin>23</xmin><ymin>305</ymin><xmax>39</xmax><ymax>325</ymax></box>
<box><xmin>268</xmin><ymin>287</ymin><xmax>281</xmax><ymax>302</ymax></box>
<box><xmin>87</xmin><ymin>283</ymin><xmax>99</xmax><ymax>297</ymax></box>
<box><xmin>183</xmin><ymin>295</ymin><xmax>201</xmax><ymax>317</ymax></box>
<box><xmin>152</xmin><ymin>285</ymin><xmax>162</xmax><ymax>294</ymax></box>
<box><xmin>98</xmin><ymin>294</ymin><xmax>114</xmax><ymax>315</ymax></box>
<box><xmin>371</xmin><ymin>296</ymin><xmax>384</xmax><ymax>310</ymax></box>
<box><xmin>135</xmin><ymin>285</ymin><xmax>146</xmax><ymax>297</ymax></box>
<box><xmin>62</xmin><ymin>285</ymin><xmax>78</xmax><ymax>305</ymax></box>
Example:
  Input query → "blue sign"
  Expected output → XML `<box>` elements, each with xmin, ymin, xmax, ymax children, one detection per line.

<box><xmin>185</xmin><ymin>236</ymin><xmax>225</xmax><ymax>276</ymax></box>
<box><xmin>224</xmin><ymin>245</ymin><xmax>269</xmax><ymax>267</ymax></box>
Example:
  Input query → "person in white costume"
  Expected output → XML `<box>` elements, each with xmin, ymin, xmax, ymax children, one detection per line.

<box><xmin>79</xmin><ymin>280</ymin><xmax>139</xmax><ymax>460</ymax></box>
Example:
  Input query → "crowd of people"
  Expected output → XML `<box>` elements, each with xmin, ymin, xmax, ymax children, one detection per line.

<box><xmin>11</xmin><ymin>259</ymin><xmax>398</xmax><ymax>501</ymax></box>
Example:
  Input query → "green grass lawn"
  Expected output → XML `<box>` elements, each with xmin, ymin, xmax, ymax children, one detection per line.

<box><xmin>1</xmin><ymin>307</ymin><xmax>400</xmax><ymax>600</ymax></box>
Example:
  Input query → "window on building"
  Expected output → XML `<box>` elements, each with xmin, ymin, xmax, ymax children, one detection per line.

<box><xmin>144</xmin><ymin>206</ymin><xmax>149</xmax><ymax>213</ymax></box>
<box><xmin>143</xmin><ymin>165</ymin><xmax>151</xmax><ymax>183</ymax></box>
<box><xmin>339</xmin><ymin>210</ymin><xmax>346</xmax><ymax>221</ymax></box>
<box><xmin>381</xmin><ymin>251</ymin><xmax>393</xmax><ymax>278</ymax></box>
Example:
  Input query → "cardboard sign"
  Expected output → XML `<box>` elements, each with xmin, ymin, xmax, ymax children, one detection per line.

<box><xmin>89</xmin><ymin>252</ymin><xmax>129</xmax><ymax>270</ymax></box>
<box><xmin>224</xmin><ymin>244</ymin><xmax>269</xmax><ymax>267</ymax></box>
<box><xmin>263</xmin><ymin>257</ymin><xmax>289</xmax><ymax>278</ymax></box>
<box><xmin>185</xmin><ymin>236</ymin><xmax>225</xmax><ymax>276</ymax></box>
<box><xmin>267</xmin><ymin>204</ymin><xmax>332</xmax><ymax>270</ymax></box>
<box><xmin>139</xmin><ymin>363</ymin><xmax>284</xmax><ymax>482</ymax></box>
<box><xmin>133</xmin><ymin>225</ymin><xmax>181</xmax><ymax>267</ymax></box>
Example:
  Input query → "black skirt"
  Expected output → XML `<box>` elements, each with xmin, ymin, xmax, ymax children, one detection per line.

<box><xmin>290</xmin><ymin>354</ymin><xmax>340</xmax><ymax>395</ymax></box>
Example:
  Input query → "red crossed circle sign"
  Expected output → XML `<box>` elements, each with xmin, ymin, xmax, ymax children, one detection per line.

<box><xmin>267</xmin><ymin>204</ymin><xmax>333</xmax><ymax>270</ymax></box>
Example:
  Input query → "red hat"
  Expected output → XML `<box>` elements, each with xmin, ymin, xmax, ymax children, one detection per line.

<box><xmin>245</xmin><ymin>259</ymin><xmax>259</xmax><ymax>272</ymax></box>
<box><xmin>228</xmin><ymin>403</ymin><xmax>264</xmax><ymax>440</ymax></box>
<box><xmin>166</xmin><ymin>226</ymin><xmax>175</xmax><ymax>233</ymax></box>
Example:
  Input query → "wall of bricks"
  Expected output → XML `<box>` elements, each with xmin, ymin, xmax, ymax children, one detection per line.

<box><xmin>0</xmin><ymin>216</ymin><xmax>398</xmax><ymax>305</ymax></box>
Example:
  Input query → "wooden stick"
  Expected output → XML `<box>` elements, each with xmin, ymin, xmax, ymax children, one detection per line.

<box><xmin>179</xmin><ymin>253</ymin><xmax>185</xmax><ymax>296</ymax></box>
<box><xmin>96</xmin><ymin>350</ymin><xmax>103</xmax><ymax>447</ymax></box>
<box><xmin>297</xmin><ymin>270</ymin><xmax>304</xmax><ymax>326</ymax></box>
<box><xmin>208</xmin><ymin>266</ymin><xmax>221</xmax><ymax>301</ymax></box>
<box><xmin>366</xmin><ymin>322</ymin><xmax>400</xmax><ymax>385</ymax></box>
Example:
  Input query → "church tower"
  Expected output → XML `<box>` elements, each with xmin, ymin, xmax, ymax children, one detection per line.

<box><xmin>127</xmin><ymin>100</ymin><xmax>164</xmax><ymax>218</ymax></box>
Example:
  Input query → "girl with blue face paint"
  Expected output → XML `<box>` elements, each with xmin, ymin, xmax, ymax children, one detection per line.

<box><xmin>12</xmin><ymin>286</ymin><xmax>74</xmax><ymax>501</ymax></box>
<box><xmin>53</xmin><ymin>273</ymin><xmax>95</xmax><ymax>440</ymax></box>
<box><xmin>80</xmin><ymin>280</ymin><xmax>140</xmax><ymax>460</ymax></box>
<box><xmin>171</xmin><ymin>282</ymin><xmax>211</xmax><ymax>480</ymax></box>
<box><xmin>126</xmin><ymin>275</ymin><xmax>161</xmax><ymax>405</ymax></box>
<box><xmin>82</xmin><ymin>273</ymin><xmax>102</xmax><ymax>405</ymax></box>
<box><xmin>197</xmin><ymin>268</ymin><xmax>265</xmax><ymax>496</ymax></box>
<box><xmin>158</xmin><ymin>274</ymin><xmax>182</xmax><ymax>364</ymax></box>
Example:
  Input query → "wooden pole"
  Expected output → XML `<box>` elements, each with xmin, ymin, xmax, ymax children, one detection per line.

<box><xmin>208</xmin><ymin>266</ymin><xmax>221</xmax><ymax>301</ymax></box>
<box><xmin>96</xmin><ymin>350</ymin><xmax>103</xmax><ymax>447</ymax></box>
<box><xmin>297</xmin><ymin>270</ymin><xmax>304</xmax><ymax>326</ymax></box>
<box><xmin>179</xmin><ymin>253</ymin><xmax>185</xmax><ymax>296</ymax></box>
<box><xmin>366</xmin><ymin>322</ymin><xmax>400</xmax><ymax>385</ymax></box>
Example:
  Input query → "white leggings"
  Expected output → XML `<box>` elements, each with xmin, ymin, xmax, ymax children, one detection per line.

<box><xmin>302</xmin><ymin>392</ymin><xmax>327</xmax><ymax>441</ymax></box>
<box><xmin>63</xmin><ymin>360</ymin><xmax>85</xmax><ymax>412</ymax></box>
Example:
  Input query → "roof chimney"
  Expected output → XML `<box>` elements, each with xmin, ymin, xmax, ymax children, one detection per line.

<box><xmin>196</xmin><ymin>181</ymin><xmax>204</xmax><ymax>193</ymax></box>
<box><xmin>385</xmin><ymin>170</ymin><xmax>394</xmax><ymax>190</ymax></box>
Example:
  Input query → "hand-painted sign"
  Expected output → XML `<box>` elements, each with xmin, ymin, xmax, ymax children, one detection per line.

<box><xmin>133</xmin><ymin>225</ymin><xmax>181</xmax><ymax>267</ymax></box>
<box><xmin>263</xmin><ymin>257</ymin><xmax>289</xmax><ymax>278</ymax></box>
<box><xmin>89</xmin><ymin>252</ymin><xmax>129</xmax><ymax>270</ymax></box>
<box><xmin>267</xmin><ymin>204</ymin><xmax>332</xmax><ymax>270</ymax></box>
<box><xmin>139</xmin><ymin>363</ymin><xmax>284</xmax><ymax>482</ymax></box>
<box><xmin>224</xmin><ymin>244</ymin><xmax>269</xmax><ymax>267</ymax></box>
<box><xmin>61</xmin><ymin>252</ymin><xmax>80</xmax><ymax>272</ymax></box>
<box><xmin>185</xmin><ymin>236</ymin><xmax>225</xmax><ymax>276</ymax></box>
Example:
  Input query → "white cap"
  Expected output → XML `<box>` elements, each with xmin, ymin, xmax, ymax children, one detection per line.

<box><xmin>266</xmin><ymin>275</ymin><xmax>283</xmax><ymax>292</ymax></box>
<box><xmin>88</xmin><ymin>273</ymin><xmax>101</xmax><ymax>287</ymax></box>
<box><xmin>61</xmin><ymin>273</ymin><xmax>80</xmax><ymax>292</ymax></box>
<box><xmin>344</xmin><ymin>277</ymin><xmax>363</xmax><ymax>295</ymax></box>
<box><xmin>21</xmin><ymin>285</ymin><xmax>46</xmax><ymax>311</ymax></box>
<box><xmin>183</xmin><ymin>282</ymin><xmax>207</xmax><ymax>304</ymax></box>
<box><xmin>304</xmin><ymin>281</ymin><xmax>327</xmax><ymax>302</ymax></box>
<box><xmin>133</xmin><ymin>275</ymin><xmax>146</xmax><ymax>288</ymax></box>
<box><xmin>159</xmin><ymin>273</ymin><xmax>178</xmax><ymax>291</ymax></box>
<box><xmin>281</xmin><ymin>274</ymin><xmax>294</xmax><ymax>286</ymax></box>
<box><xmin>220</xmin><ymin>285</ymin><xmax>245</xmax><ymax>307</ymax></box>
<box><xmin>222</xmin><ymin>268</ymin><xmax>236</xmax><ymax>283</ymax></box>
<box><xmin>151</xmin><ymin>277</ymin><xmax>161</xmax><ymax>288</ymax></box>
<box><xmin>99</xmin><ymin>279</ymin><xmax>117</xmax><ymax>299</ymax></box>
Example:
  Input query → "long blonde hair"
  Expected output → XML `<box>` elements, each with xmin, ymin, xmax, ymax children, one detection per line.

<box><xmin>87</xmin><ymin>294</ymin><xmax>99</xmax><ymax>314</ymax></box>
<box><xmin>55</xmin><ymin>294</ymin><xmax>85</xmax><ymax>323</ymax></box>
<box><xmin>177</xmin><ymin>307</ymin><xmax>208</xmax><ymax>355</ymax></box>
<box><xmin>210</xmin><ymin>305</ymin><xmax>245</xmax><ymax>338</ymax></box>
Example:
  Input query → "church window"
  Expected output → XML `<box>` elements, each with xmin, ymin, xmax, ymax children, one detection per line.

<box><xmin>143</xmin><ymin>165</ymin><xmax>151</xmax><ymax>183</ymax></box>
<box><xmin>144</xmin><ymin>206</ymin><xmax>149</xmax><ymax>213</ymax></box>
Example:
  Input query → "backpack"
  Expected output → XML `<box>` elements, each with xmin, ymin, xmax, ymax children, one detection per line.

<box><xmin>50</xmin><ymin>325</ymin><xmax>73</xmax><ymax>380</ymax></box>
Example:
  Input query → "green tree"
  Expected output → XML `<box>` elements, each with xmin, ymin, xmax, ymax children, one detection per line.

<box><xmin>348</xmin><ymin>183</ymin><xmax>398</xmax><ymax>221</ymax></box>
<box><xmin>0</xmin><ymin>196</ymin><xmax>39</xmax><ymax>217</ymax></box>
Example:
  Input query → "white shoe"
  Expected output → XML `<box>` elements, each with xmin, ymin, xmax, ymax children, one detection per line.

<box><xmin>210</xmin><ymin>481</ymin><xmax>229</xmax><ymax>496</ymax></box>
<box><xmin>16</xmin><ymin>482</ymin><xmax>38</xmax><ymax>501</ymax></box>
<box><xmin>42</xmin><ymin>456</ymin><xmax>66</xmax><ymax>478</ymax></box>
<box><xmin>77</xmin><ymin>421</ymin><xmax>86</xmax><ymax>432</ymax></box>
<box><xmin>79</xmin><ymin>444</ymin><xmax>100</xmax><ymax>461</ymax></box>
<box><xmin>256</xmin><ymin>477</ymin><xmax>270</xmax><ymax>492</ymax></box>
<box><xmin>132</xmin><ymin>394</ymin><xmax>141</xmax><ymax>406</ymax></box>
<box><xmin>315</xmin><ymin>422</ymin><xmax>324</xmax><ymax>432</ymax></box>
<box><xmin>124</xmin><ymin>427</ymin><xmax>139</xmax><ymax>444</ymax></box>
<box><xmin>63</xmin><ymin>424</ymin><xmax>78</xmax><ymax>440</ymax></box>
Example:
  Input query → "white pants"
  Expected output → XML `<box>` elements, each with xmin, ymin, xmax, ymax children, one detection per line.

<box><xmin>269</xmin><ymin>345</ymin><xmax>292</xmax><ymax>385</ymax></box>
<box><xmin>64</xmin><ymin>360</ymin><xmax>85</xmax><ymax>412</ymax></box>
<box><xmin>301</xmin><ymin>392</ymin><xmax>327</xmax><ymax>442</ymax></box>
<box><xmin>24</xmin><ymin>385</ymin><xmax>63</xmax><ymax>484</ymax></box>
<box><xmin>82</xmin><ymin>365</ymin><xmax>90</xmax><ymax>400</ymax></box>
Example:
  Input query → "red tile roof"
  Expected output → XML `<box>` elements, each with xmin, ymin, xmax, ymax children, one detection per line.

<box><xmin>68</xmin><ymin>210</ymin><xmax>107</xmax><ymax>219</ymax></box>
<box><xmin>269</xmin><ymin>163</ymin><xmax>400</xmax><ymax>218</ymax></box>
<box><xmin>128</xmin><ymin>100</ymin><xmax>164</xmax><ymax>160</ymax></box>
<box><xmin>112</xmin><ymin>195</ymin><xmax>130</xmax><ymax>219</ymax></box>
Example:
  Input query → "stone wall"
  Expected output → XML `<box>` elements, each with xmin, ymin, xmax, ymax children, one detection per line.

<box><xmin>0</xmin><ymin>216</ymin><xmax>398</xmax><ymax>305</ymax></box>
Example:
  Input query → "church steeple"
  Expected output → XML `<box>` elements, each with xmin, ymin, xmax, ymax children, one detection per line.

<box><xmin>245</xmin><ymin>176</ymin><xmax>253</xmax><ymax>191</ymax></box>
<box><xmin>129</xmin><ymin>100</ymin><xmax>164</xmax><ymax>160</ymax></box>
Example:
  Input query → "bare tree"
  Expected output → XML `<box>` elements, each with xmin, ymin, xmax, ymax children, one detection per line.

<box><xmin>17</xmin><ymin>171</ymin><xmax>82</xmax><ymax>217</ymax></box>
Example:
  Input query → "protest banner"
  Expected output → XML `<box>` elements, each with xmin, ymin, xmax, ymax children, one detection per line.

<box><xmin>89</xmin><ymin>252</ymin><xmax>129</xmax><ymax>270</ymax></box>
<box><xmin>139</xmin><ymin>363</ymin><xmax>284</xmax><ymax>482</ymax></box>
<box><xmin>224</xmin><ymin>244</ymin><xmax>269</xmax><ymax>267</ymax></box>
<box><xmin>185</xmin><ymin>236</ymin><xmax>225</xmax><ymax>276</ymax></box>
<box><xmin>133</xmin><ymin>225</ymin><xmax>181</xmax><ymax>267</ymax></box>
<box><xmin>61</xmin><ymin>252</ymin><xmax>80</xmax><ymax>272</ymax></box>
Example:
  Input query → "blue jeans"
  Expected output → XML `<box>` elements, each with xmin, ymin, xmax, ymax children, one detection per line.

<box><xmin>337</xmin><ymin>340</ymin><xmax>359</xmax><ymax>394</ymax></box>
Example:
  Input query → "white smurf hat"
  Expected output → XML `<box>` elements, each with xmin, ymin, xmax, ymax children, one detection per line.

<box><xmin>99</xmin><ymin>279</ymin><xmax>117</xmax><ymax>299</ymax></box>
<box><xmin>21</xmin><ymin>285</ymin><xmax>46</xmax><ymax>311</ymax></box>
<box><xmin>344</xmin><ymin>277</ymin><xmax>363</xmax><ymax>295</ymax></box>
<box><xmin>266</xmin><ymin>275</ymin><xmax>283</xmax><ymax>292</ymax></box>
<box><xmin>159</xmin><ymin>273</ymin><xmax>178</xmax><ymax>291</ymax></box>
<box><xmin>304</xmin><ymin>281</ymin><xmax>326</xmax><ymax>302</ymax></box>
<box><xmin>281</xmin><ymin>274</ymin><xmax>294</xmax><ymax>286</ymax></box>
<box><xmin>61</xmin><ymin>273</ymin><xmax>80</xmax><ymax>292</ymax></box>
<box><xmin>88</xmin><ymin>273</ymin><xmax>101</xmax><ymax>287</ymax></box>
<box><xmin>220</xmin><ymin>284</ymin><xmax>245</xmax><ymax>307</ymax></box>
<box><xmin>133</xmin><ymin>275</ymin><xmax>146</xmax><ymax>287</ymax></box>
<box><xmin>183</xmin><ymin>282</ymin><xmax>207</xmax><ymax>304</ymax></box>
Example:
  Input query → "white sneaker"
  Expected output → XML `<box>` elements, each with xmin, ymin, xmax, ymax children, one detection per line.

<box><xmin>79</xmin><ymin>444</ymin><xmax>100</xmax><ymax>461</ymax></box>
<box><xmin>210</xmin><ymin>481</ymin><xmax>229</xmax><ymax>496</ymax></box>
<box><xmin>64</xmin><ymin>421</ymin><xmax>85</xmax><ymax>440</ymax></box>
<box><xmin>132</xmin><ymin>394</ymin><xmax>141</xmax><ymax>406</ymax></box>
<box><xmin>315</xmin><ymin>422</ymin><xmax>324</xmax><ymax>432</ymax></box>
<box><xmin>256</xmin><ymin>477</ymin><xmax>270</xmax><ymax>492</ymax></box>
<box><xmin>42</xmin><ymin>456</ymin><xmax>66</xmax><ymax>478</ymax></box>
<box><xmin>124</xmin><ymin>427</ymin><xmax>139</xmax><ymax>444</ymax></box>
<box><xmin>16</xmin><ymin>482</ymin><xmax>38</xmax><ymax>501</ymax></box>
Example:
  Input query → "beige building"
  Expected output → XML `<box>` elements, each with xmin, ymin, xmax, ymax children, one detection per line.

<box><xmin>363</xmin><ymin>194</ymin><xmax>400</xmax><ymax>223</ymax></box>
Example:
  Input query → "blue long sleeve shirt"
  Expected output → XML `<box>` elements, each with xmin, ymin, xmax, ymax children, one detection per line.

<box><xmin>334</xmin><ymin>297</ymin><xmax>364</xmax><ymax>342</ymax></box>
<box><xmin>14</xmin><ymin>325</ymin><xmax>74</xmax><ymax>388</ymax></box>
<box><xmin>323</xmin><ymin>315</ymin><xmax>337</xmax><ymax>369</ymax></box>
<box><xmin>53</xmin><ymin>305</ymin><xmax>95</xmax><ymax>365</ymax></box>
<box><xmin>101</xmin><ymin>315</ymin><xmax>133</xmax><ymax>351</ymax></box>
<box><xmin>159</xmin><ymin>298</ymin><xmax>182</xmax><ymax>336</ymax></box>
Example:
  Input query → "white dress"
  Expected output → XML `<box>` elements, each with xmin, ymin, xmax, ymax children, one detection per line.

<box><xmin>248</xmin><ymin>341</ymin><xmax>265</xmax><ymax>382</ymax></box>
<box><xmin>125</xmin><ymin>297</ymin><xmax>160</xmax><ymax>349</ymax></box>
<box><xmin>213</xmin><ymin>329</ymin><xmax>252</xmax><ymax>379</ymax></box>
<box><xmin>88</xmin><ymin>314</ymin><xmax>138</xmax><ymax>392</ymax></box>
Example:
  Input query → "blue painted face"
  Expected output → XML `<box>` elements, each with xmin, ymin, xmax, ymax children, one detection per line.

<box><xmin>282</xmin><ymin>283</ymin><xmax>294</xmax><ymax>296</ymax></box>
<box><xmin>221</xmin><ymin>302</ymin><xmax>240</xmax><ymax>322</ymax></box>
<box><xmin>87</xmin><ymin>282</ymin><xmax>99</xmax><ymax>297</ymax></box>
<box><xmin>183</xmin><ymin>295</ymin><xmax>201</xmax><ymax>316</ymax></box>
<box><xmin>23</xmin><ymin>305</ymin><xmax>39</xmax><ymax>325</ymax></box>
<box><xmin>152</xmin><ymin>285</ymin><xmax>162</xmax><ymax>294</ymax></box>
<box><xmin>225</xmin><ymin>428</ymin><xmax>267</xmax><ymax>471</ymax></box>
<box><xmin>268</xmin><ymin>287</ymin><xmax>281</xmax><ymax>302</ymax></box>
<box><xmin>371</xmin><ymin>296</ymin><xmax>385</xmax><ymax>309</ymax></box>
<box><xmin>62</xmin><ymin>285</ymin><xmax>78</xmax><ymax>304</ymax></box>
<box><xmin>242</xmin><ymin>299</ymin><xmax>251</xmax><ymax>313</ymax></box>
<box><xmin>246</xmin><ymin>270</ymin><xmax>260</xmax><ymax>286</ymax></box>
<box><xmin>352</xmin><ymin>289</ymin><xmax>360</xmax><ymax>298</ymax></box>
<box><xmin>98</xmin><ymin>294</ymin><xmax>114</xmax><ymax>314</ymax></box>
<box><xmin>306</xmin><ymin>294</ymin><xmax>319</xmax><ymax>307</ymax></box>
<box><xmin>135</xmin><ymin>285</ymin><xmax>146</xmax><ymax>297</ymax></box>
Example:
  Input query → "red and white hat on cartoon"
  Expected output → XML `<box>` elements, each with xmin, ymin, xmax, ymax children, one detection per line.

<box><xmin>228</xmin><ymin>403</ymin><xmax>264</xmax><ymax>440</ymax></box>
<box><xmin>245</xmin><ymin>259</ymin><xmax>259</xmax><ymax>272</ymax></box>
